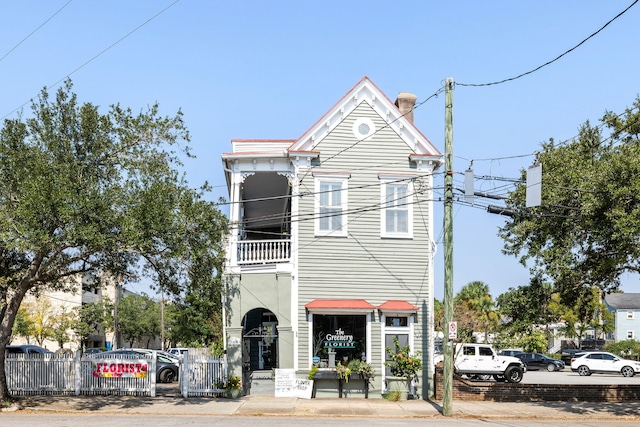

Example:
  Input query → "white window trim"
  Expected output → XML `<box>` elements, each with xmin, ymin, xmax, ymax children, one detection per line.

<box><xmin>628</xmin><ymin>330</ymin><xmax>635</xmax><ymax>339</ymax></box>
<box><xmin>627</xmin><ymin>310</ymin><xmax>634</xmax><ymax>320</ymax></box>
<box><xmin>379</xmin><ymin>174</ymin><xmax>414</xmax><ymax>238</ymax></box>
<box><xmin>306</xmin><ymin>311</ymin><xmax>372</xmax><ymax>369</ymax></box>
<box><xmin>313</xmin><ymin>172</ymin><xmax>350</xmax><ymax>237</ymax></box>
<box><xmin>380</xmin><ymin>313</ymin><xmax>415</xmax><ymax>384</ymax></box>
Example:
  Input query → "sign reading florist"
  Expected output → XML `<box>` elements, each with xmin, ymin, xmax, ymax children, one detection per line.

<box><xmin>92</xmin><ymin>358</ymin><xmax>149</xmax><ymax>378</ymax></box>
<box><xmin>324</xmin><ymin>328</ymin><xmax>355</xmax><ymax>349</ymax></box>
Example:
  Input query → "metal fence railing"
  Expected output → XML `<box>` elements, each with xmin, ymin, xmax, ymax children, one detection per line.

<box><xmin>6</xmin><ymin>350</ymin><xmax>228</xmax><ymax>398</ymax></box>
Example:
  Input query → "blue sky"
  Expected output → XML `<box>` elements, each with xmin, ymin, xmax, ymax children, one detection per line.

<box><xmin>2</xmin><ymin>1</ymin><xmax>639</xmax><ymax>300</ymax></box>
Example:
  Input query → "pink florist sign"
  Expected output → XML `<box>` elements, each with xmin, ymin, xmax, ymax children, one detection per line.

<box><xmin>92</xmin><ymin>359</ymin><xmax>149</xmax><ymax>378</ymax></box>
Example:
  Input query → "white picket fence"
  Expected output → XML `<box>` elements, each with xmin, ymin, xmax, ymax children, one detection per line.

<box><xmin>5</xmin><ymin>351</ymin><xmax>227</xmax><ymax>398</ymax></box>
<box><xmin>179</xmin><ymin>353</ymin><xmax>228</xmax><ymax>397</ymax></box>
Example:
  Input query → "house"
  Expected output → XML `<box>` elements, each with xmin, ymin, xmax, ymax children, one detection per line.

<box><xmin>605</xmin><ymin>293</ymin><xmax>640</xmax><ymax>342</ymax></box>
<box><xmin>221</xmin><ymin>77</ymin><xmax>442</xmax><ymax>397</ymax></box>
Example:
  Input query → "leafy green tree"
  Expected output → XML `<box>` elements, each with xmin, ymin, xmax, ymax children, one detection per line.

<box><xmin>51</xmin><ymin>307</ymin><xmax>75</xmax><ymax>350</ymax></box>
<box><xmin>117</xmin><ymin>293</ymin><xmax>160</xmax><ymax>348</ymax></box>
<box><xmin>73</xmin><ymin>300</ymin><xmax>113</xmax><ymax>349</ymax></box>
<box><xmin>171</xmin><ymin>278</ymin><xmax>223</xmax><ymax>347</ymax></box>
<box><xmin>500</xmin><ymin>97</ymin><xmax>640</xmax><ymax>301</ymax></box>
<box><xmin>11</xmin><ymin>308</ymin><xmax>33</xmax><ymax>344</ymax></box>
<box><xmin>25</xmin><ymin>297</ymin><xmax>55</xmax><ymax>347</ymax></box>
<box><xmin>605</xmin><ymin>340</ymin><xmax>640</xmax><ymax>360</ymax></box>
<box><xmin>0</xmin><ymin>80</ymin><xmax>227</xmax><ymax>402</ymax></box>
<box><xmin>433</xmin><ymin>298</ymin><xmax>444</xmax><ymax>338</ymax></box>
<box><xmin>518</xmin><ymin>330</ymin><xmax>548</xmax><ymax>353</ymax></box>
<box><xmin>569</xmin><ymin>286</ymin><xmax>614</xmax><ymax>348</ymax></box>
<box><xmin>495</xmin><ymin>277</ymin><xmax>555</xmax><ymax>349</ymax></box>
<box><xmin>454</xmin><ymin>281</ymin><xmax>499</xmax><ymax>343</ymax></box>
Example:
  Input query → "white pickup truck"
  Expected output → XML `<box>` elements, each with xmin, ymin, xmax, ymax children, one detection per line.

<box><xmin>454</xmin><ymin>343</ymin><xmax>525</xmax><ymax>383</ymax></box>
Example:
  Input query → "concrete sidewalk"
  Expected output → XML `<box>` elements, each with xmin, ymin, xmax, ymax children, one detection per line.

<box><xmin>8</xmin><ymin>394</ymin><xmax>640</xmax><ymax>421</ymax></box>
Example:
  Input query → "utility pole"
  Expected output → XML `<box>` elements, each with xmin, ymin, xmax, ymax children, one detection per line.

<box><xmin>160</xmin><ymin>289</ymin><xmax>165</xmax><ymax>350</ymax></box>
<box><xmin>442</xmin><ymin>77</ymin><xmax>454</xmax><ymax>416</ymax></box>
<box><xmin>113</xmin><ymin>276</ymin><xmax>121</xmax><ymax>351</ymax></box>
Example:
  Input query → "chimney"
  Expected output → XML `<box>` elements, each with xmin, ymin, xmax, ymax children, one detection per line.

<box><xmin>395</xmin><ymin>92</ymin><xmax>417</xmax><ymax>123</ymax></box>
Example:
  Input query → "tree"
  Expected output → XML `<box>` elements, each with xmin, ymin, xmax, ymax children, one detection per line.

<box><xmin>117</xmin><ymin>293</ymin><xmax>160</xmax><ymax>347</ymax></box>
<box><xmin>25</xmin><ymin>297</ymin><xmax>56</xmax><ymax>347</ymax></box>
<box><xmin>73</xmin><ymin>300</ymin><xmax>113</xmax><ymax>349</ymax></box>
<box><xmin>433</xmin><ymin>298</ymin><xmax>444</xmax><ymax>339</ymax></box>
<box><xmin>499</xmin><ymin>97</ymin><xmax>640</xmax><ymax>300</ymax></box>
<box><xmin>11</xmin><ymin>308</ymin><xmax>33</xmax><ymax>344</ymax></box>
<box><xmin>495</xmin><ymin>277</ymin><xmax>555</xmax><ymax>349</ymax></box>
<box><xmin>0</xmin><ymin>81</ymin><xmax>227</xmax><ymax>402</ymax></box>
<box><xmin>50</xmin><ymin>307</ymin><xmax>75</xmax><ymax>351</ymax></box>
<box><xmin>454</xmin><ymin>281</ymin><xmax>499</xmax><ymax>343</ymax></box>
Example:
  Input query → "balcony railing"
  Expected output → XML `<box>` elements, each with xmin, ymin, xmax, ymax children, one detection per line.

<box><xmin>237</xmin><ymin>239</ymin><xmax>291</xmax><ymax>265</ymax></box>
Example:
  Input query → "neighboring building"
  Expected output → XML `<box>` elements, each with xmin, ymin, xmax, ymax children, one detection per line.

<box><xmin>221</xmin><ymin>77</ymin><xmax>442</xmax><ymax>397</ymax></box>
<box><xmin>605</xmin><ymin>293</ymin><xmax>640</xmax><ymax>342</ymax></box>
<box><xmin>11</xmin><ymin>275</ymin><xmax>157</xmax><ymax>352</ymax></box>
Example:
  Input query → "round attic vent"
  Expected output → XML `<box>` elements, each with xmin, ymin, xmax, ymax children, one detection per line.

<box><xmin>352</xmin><ymin>118</ymin><xmax>375</xmax><ymax>139</ymax></box>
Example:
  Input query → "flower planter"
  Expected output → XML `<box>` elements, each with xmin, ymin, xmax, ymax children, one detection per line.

<box><xmin>385</xmin><ymin>376</ymin><xmax>411</xmax><ymax>400</ymax></box>
<box><xmin>311</xmin><ymin>370</ymin><xmax>341</xmax><ymax>398</ymax></box>
<box><xmin>310</xmin><ymin>370</ymin><xmax>371</xmax><ymax>398</ymax></box>
<box><xmin>227</xmin><ymin>388</ymin><xmax>242</xmax><ymax>399</ymax></box>
<box><xmin>341</xmin><ymin>374</ymin><xmax>370</xmax><ymax>398</ymax></box>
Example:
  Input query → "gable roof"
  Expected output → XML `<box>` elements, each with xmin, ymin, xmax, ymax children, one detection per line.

<box><xmin>605</xmin><ymin>293</ymin><xmax>640</xmax><ymax>310</ymax></box>
<box><xmin>289</xmin><ymin>76</ymin><xmax>441</xmax><ymax>160</ymax></box>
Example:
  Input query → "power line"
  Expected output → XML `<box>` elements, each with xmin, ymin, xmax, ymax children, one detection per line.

<box><xmin>0</xmin><ymin>0</ymin><xmax>73</xmax><ymax>65</ymax></box>
<box><xmin>457</xmin><ymin>0</ymin><xmax>638</xmax><ymax>87</ymax></box>
<box><xmin>2</xmin><ymin>0</ymin><xmax>181</xmax><ymax>120</ymax></box>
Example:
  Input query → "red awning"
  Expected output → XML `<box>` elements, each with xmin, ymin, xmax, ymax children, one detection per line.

<box><xmin>305</xmin><ymin>299</ymin><xmax>376</xmax><ymax>312</ymax></box>
<box><xmin>377</xmin><ymin>300</ymin><xmax>418</xmax><ymax>312</ymax></box>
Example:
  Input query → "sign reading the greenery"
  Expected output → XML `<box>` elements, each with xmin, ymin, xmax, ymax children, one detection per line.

<box><xmin>324</xmin><ymin>328</ymin><xmax>355</xmax><ymax>349</ymax></box>
<box><xmin>92</xmin><ymin>360</ymin><xmax>148</xmax><ymax>378</ymax></box>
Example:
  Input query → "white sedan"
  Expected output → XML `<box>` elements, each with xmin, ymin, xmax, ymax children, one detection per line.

<box><xmin>570</xmin><ymin>351</ymin><xmax>640</xmax><ymax>377</ymax></box>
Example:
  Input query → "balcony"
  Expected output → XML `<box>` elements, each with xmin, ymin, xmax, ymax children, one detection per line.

<box><xmin>237</xmin><ymin>239</ymin><xmax>291</xmax><ymax>265</ymax></box>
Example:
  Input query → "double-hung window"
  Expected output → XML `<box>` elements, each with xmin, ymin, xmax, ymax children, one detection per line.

<box><xmin>380</xmin><ymin>174</ymin><xmax>414</xmax><ymax>238</ymax></box>
<box><xmin>314</xmin><ymin>172</ymin><xmax>349</xmax><ymax>237</ymax></box>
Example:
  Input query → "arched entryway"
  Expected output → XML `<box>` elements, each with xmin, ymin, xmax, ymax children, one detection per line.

<box><xmin>242</xmin><ymin>308</ymin><xmax>278</xmax><ymax>392</ymax></box>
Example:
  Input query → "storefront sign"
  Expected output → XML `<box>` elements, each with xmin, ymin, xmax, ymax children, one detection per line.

<box><xmin>324</xmin><ymin>327</ymin><xmax>355</xmax><ymax>349</ymax></box>
<box><xmin>274</xmin><ymin>369</ymin><xmax>313</xmax><ymax>399</ymax></box>
<box><xmin>92</xmin><ymin>360</ymin><xmax>148</xmax><ymax>378</ymax></box>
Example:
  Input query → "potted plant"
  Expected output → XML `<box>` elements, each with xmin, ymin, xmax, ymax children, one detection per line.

<box><xmin>349</xmin><ymin>359</ymin><xmax>375</xmax><ymax>379</ymax></box>
<box><xmin>226</xmin><ymin>375</ymin><xmax>242</xmax><ymax>398</ymax></box>
<box><xmin>335</xmin><ymin>363</ymin><xmax>352</xmax><ymax>383</ymax></box>
<box><xmin>384</xmin><ymin>337</ymin><xmax>422</xmax><ymax>400</ymax></box>
<box><xmin>215</xmin><ymin>375</ymin><xmax>242</xmax><ymax>398</ymax></box>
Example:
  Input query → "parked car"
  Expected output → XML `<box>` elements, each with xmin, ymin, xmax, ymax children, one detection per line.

<box><xmin>454</xmin><ymin>343</ymin><xmax>525</xmax><ymax>383</ymax></box>
<box><xmin>5</xmin><ymin>345</ymin><xmax>53</xmax><ymax>354</ymax></box>
<box><xmin>168</xmin><ymin>347</ymin><xmax>189</xmax><ymax>357</ymax></box>
<box><xmin>92</xmin><ymin>349</ymin><xmax>179</xmax><ymax>383</ymax></box>
<box><xmin>499</xmin><ymin>349</ymin><xmax>525</xmax><ymax>358</ymax></box>
<box><xmin>559</xmin><ymin>349</ymin><xmax>583</xmax><ymax>364</ymax></box>
<box><xmin>132</xmin><ymin>348</ymin><xmax>181</xmax><ymax>363</ymax></box>
<box><xmin>83</xmin><ymin>348</ymin><xmax>103</xmax><ymax>355</ymax></box>
<box><xmin>517</xmin><ymin>353</ymin><xmax>565</xmax><ymax>371</ymax></box>
<box><xmin>571</xmin><ymin>351</ymin><xmax>640</xmax><ymax>377</ymax></box>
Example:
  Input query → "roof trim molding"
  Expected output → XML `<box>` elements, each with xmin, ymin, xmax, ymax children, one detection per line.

<box><xmin>289</xmin><ymin>76</ymin><xmax>441</xmax><ymax>158</ymax></box>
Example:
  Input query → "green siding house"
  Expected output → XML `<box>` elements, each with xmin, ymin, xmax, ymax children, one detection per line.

<box><xmin>221</xmin><ymin>77</ymin><xmax>442</xmax><ymax>398</ymax></box>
